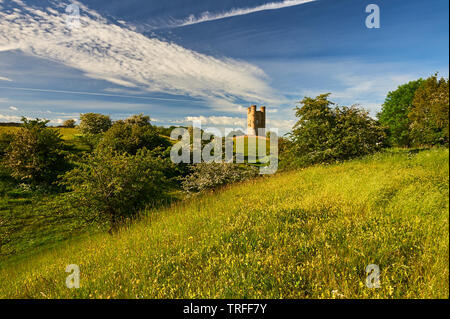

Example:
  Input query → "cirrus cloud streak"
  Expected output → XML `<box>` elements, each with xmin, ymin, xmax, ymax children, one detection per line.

<box><xmin>175</xmin><ymin>0</ymin><xmax>316</xmax><ymax>27</ymax></box>
<box><xmin>0</xmin><ymin>0</ymin><xmax>281</xmax><ymax>111</ymax></box>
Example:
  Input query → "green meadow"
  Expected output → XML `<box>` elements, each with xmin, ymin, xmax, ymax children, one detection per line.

<box><xmin>0</xmin><ymin>126</ymin><xmax>79</xmax><ymax>139</ymax></box>
<box><xmin>0</xmin><ymin>148</ymin><xmax>448</xmax><ymax>298</ymax></box>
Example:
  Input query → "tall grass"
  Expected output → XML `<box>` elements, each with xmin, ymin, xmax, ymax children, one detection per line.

<box><xmin>0</xmin><ymin>148</ymin><xmax>448</xmax><ymax>298</ymax></box>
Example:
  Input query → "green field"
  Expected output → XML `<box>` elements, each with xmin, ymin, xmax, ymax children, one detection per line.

<box><xmin>0</xmin><ymin>148</ymin><xmax>448</xmax><ymax>298</ymax></box>
<box><xmin>0</xmin><ymin>126</ymin><xmax>79</xmax><ymax>138</ymax></box>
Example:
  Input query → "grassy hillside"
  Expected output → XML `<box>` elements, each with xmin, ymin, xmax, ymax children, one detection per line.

<box><xmin>0</xmin><ymin>126</ymin><xmax>95</xmax><ymax>262</ymax></box>
<box><xmin>0</xmin><ymin>126</ymin><xmax>79</xmax><ymax>139</ymax></box>
<box><xmin>0</xmin><ymin>148</ymin><xmax>448</xmax><ymax>298</ymax></box>
<box><xmin>0</xmin><ymin>126</ymin><xmax>175</xmax><ymax>262</ymax></box>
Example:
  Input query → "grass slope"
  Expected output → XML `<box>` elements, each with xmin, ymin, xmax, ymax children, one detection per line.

<box><xmin>0</xmin><ymin>127</ymin><xmax>94</xmax><ymax>262</ymax></box>
<box><xmin>0</xmin><ymin>148</ymin><xmax>448</xmax><ymax>298</ymax></box>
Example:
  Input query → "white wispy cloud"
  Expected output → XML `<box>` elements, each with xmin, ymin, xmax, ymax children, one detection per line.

<box><xmin>184</xmin><ymin>115</ymin><xmax>295</xmax><ymax>131</ymax></box>
<box><xmin>9</xmin><ymin>106</ymin><xmax>18</xmax><ymax>111</ymax></box>
<box><xmin>0</xmin><ymin>76</ymin><xmax>13</xmax><ymax>82</ymax></box>
<box><xmin>300</xmin><ymin>72</ymin><xmax>423</xmax><ymax>113</ymax></box>
<box><xmin>49</xmin><ymin>118</ymin><xmax>65</xmax><ymax>125</ymax></box>
<box><xmin>0</xmin><ymin>86</ymin><xmax>208</xmax><ymax>103</ymax></box>
<box><xmin>186</xmin><ymin>115</ymin><xmax>246</xmax><ymax>127</ymax></box>
<box><xmin>0</xmin><ymin>113</ymin><xmax>21</xmax><ymax>122</ymax></box>
<box><xmin>171</xmin><ymin>0</ymin><xmax>315</xmax><ymax>27</ymax></box>
<box><xmin>0</xmin><ymin>0</ymin><xmax>280</xmax><ymax>111</ymax></box>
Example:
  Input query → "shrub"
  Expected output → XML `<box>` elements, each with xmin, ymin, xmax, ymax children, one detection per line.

<box><xmin>290</xmin><ymin>94</ymin><xmax>387</xmax><ymax>166</ymax></box>
<box><xmin>98</xmin><ymin>120</ymin><xmax>170</xmax><ymax>155</ymax></box>
<box><xmin>4</xmin><ymin>118</ymin><xmax>69</xmax><ymax>185</ymax></box>
<box><xmin>409</xmin><ymin>74</ymin><xmax>449</xmax><ymax>146</ymax></box>
<box><xmin>62</xmin><ymin>119</ymin><xmax>76</xmax><ymax>128</ymax></box>
<box><xmin>181</xmin><ymin>162</ymin><xmax>259</xmax><ymax>193</ymax></box>
<box><xmin>61</xmin><ymin>148</ymin><xmax>168</xmax><ymax>231</ymax></box>
<box><xmin>79</xmin><ymin>113</ymin><xmax>112</xmax><ymax>135</ymax></box>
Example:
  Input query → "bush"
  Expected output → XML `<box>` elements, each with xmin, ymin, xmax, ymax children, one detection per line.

<box><xmin>61</xmin><ymin>148</ymin><xmax>168</xmax><ymax>231</ymax></box>
<box><xmin>181</xmin><ymin>162</ymin><xmax>259</xmax><ymax>193</ymax></box>
<box><xmin>409</xmin><ymin>74</ymin><xmax>449</xmax><ymax>146</ymax></box>
<box><xmin>98</xmin><ymin>119</ymin><xmax>170</xmax><ymax>155</ymax></box>
<box><xmin>79</xmin><ymin>113</ymin><xmax>112</xmax><ymax>135</ymax></box>
<box><xmin>4</xmin><ymin>118</ymin><xmax>69</xmax><ymax>185</ymax></box>
<box><xmin>290</xmin><ymin>94</ymin><xmax>387</xmax><ymax>166</ymax></box>
<box><xmin>62</xmin><ymin>119</ymin><xmax>76</xmax><ymax>128</ymax></box>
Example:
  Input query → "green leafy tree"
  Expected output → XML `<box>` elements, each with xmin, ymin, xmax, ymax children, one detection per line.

<box><xmin>124</xmin><ymin>114</ymin><xmax>151</xmax><ymax>126</ymax></box>
<box><xmin>277</xmin><ymin>136</ymin><xmax>297</xmax><ymax>171</ymax></box>
<box><xmin>5</xmin><ymin>117</ymin><xmax>69</xmax><ymax>185</ymax></box>
<box><xmin>378</xmin><ymin>79</ymin><xmax>424</xmax><ymax>147</ymax></box>
<box><xmin>61</xmin><ymin>148</ymin><xmax>168</xmax><ymax>231</ymax></box>
<box><xmin>98</xmin><ymin>119</ymin><xmax>170</xmax><ymax>155</ymax></box>
<box><xmin>79</xmin><ymin>113</ymin><xmax>112</xmax><ymax>135</ymax></box>
<box><xmin>409</xmin><ymin>74</ymin><xmax>449</xmax><ymax>146</ymax></box>
<box><xmin>62</xmin><ymin>119</ymin><xmax>76</xmax><ymax>128</ymax></box>
<box><xmin>291</xmin><ymin>94</ymin><xmax>386</xmax><ymax>165</ymax></box>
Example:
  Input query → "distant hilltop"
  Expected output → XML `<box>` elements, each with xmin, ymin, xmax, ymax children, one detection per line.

<box><xmin>0</xmin><ymin>122</ymin><xmax>21</xmax><ymax>127</ymax></box>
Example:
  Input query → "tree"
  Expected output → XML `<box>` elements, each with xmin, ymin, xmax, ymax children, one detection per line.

<box><xmin>409</xmin><ymin>74</ymin><xmax>449</xmax><ymax>146</ymax></box>
<box><xmin>278</xmin><ymin>136</ymin><xmax>299</xmax><ymax>171</ymax></box>
<box><xmin>98</xmin><ymin>119</ymin><xmax>170</xmax><ymax>155</ymax></box>
<box><xmin>5</xmin><ymin>117</ymin><xmax>69</xmax><ymax>185</ymax></box>
<box><xmin>124</xmin><ymin>114</ymin><xmax>151</xmax><ymax>126</ymax></box>
<box><xmin>61</xmin><ymin>148</ymin><xmax>168</xmax><ymax>231</ymax></box>
<box><xmin>378</xmin><ymin>79</ymin><xmax>424</xmax><ymax>147</ymax></box>
<box><xmin>79</xmin><ymin>113</ymin><xmax>112</xmax><ymax>135</ymax></box>
<box><xmin>291</xmin><ymin>94</ymin><xmax>386</xmax><ymax>165</ymax></box>
<box><xmin>62</xmin><ymin>119</ymin><xmax>76</xmax><ymax>128</ymax></box>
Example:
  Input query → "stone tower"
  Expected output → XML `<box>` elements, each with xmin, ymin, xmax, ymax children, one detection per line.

<box><xmin>247</xmin><ymin>105</ymin><xmax>266</xmax><ymax>136</ymax></box>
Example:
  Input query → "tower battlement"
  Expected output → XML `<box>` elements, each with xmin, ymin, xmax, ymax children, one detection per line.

<box><xmin>247</xmin><ymin>105</ymin><xmax>266</xmax><ymax>136</ymax></box>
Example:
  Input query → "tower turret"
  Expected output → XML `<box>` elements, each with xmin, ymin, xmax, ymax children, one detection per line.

<box><xmin>247</xmin><ymin>105</ymin><xmax>266</xmax><ymax>136</ymax></box>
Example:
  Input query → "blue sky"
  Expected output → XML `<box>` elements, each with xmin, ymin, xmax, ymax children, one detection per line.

<box><xmin>0</xmin><ymin>0</ymin><xmax>448</xmax><ymax>134</ymax></box>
